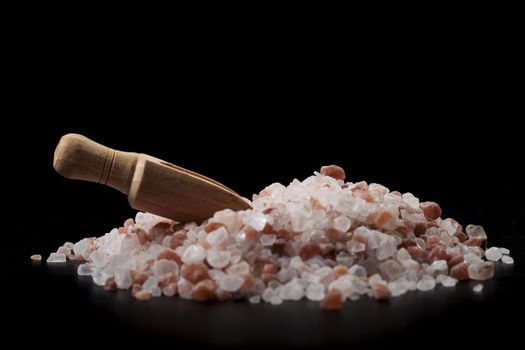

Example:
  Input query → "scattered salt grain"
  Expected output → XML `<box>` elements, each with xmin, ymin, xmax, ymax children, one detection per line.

<box><xmin>485</xmin><ymin>247</ymin><xmax>502</xmax><ymax>262</ymax></box>
<box><xmin>31</xmin><ymin>254</ymin><xmax>42</xmax><ymax>261</ymax></box>
<box><xmin>501</xmin><ymin>255</ymin><xmax>514</xmax><ymax>264</ymax></box>
<box><xmin>473</xmin><ymin>284</ymin><xmax>483</xmax><ymax>293</ymax></box>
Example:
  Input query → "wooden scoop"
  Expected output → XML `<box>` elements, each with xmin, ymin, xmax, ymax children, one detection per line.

<box><xmin>53</xmin><ymin>133</ymin><xmax>251</xmax><ymax>223</ymax></box>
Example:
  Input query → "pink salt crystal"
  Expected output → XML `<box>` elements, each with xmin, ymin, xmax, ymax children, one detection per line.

<box><xmin>134</xmin><ymin>290</ymin><xmax>152</xmax><ymax>301</ymax></box>
<box><xmin>333</xmin><ymin>265</ymin><xmax>348</xmax><ymax>279</ymax></box>
<box><xmin>31</xmin><ymin>254</ymin><xmax>42</xmax><ymax>261</ymax></box>
<box><xmin>204</xmin><ymin>222</ymin><xmax>225</xmax><ymax>233</ymax></box>
<box><xmin>447</xmin><ymin>253</ymin><xmax>464</xmax><ymax>268</ymax></box>
<box><xmin>243</xmin><ymin>226</ymin><xmax>259</xmax><ymax>240</ymax></box>
<box><xmin>262</xmin><ymin>263</ymin><xmax>278</xmax><ymax>283</ymax></box>
<box><xmin>170</xmin><ymin>231</ymin><xmax>187</xmax><ymax>249</ymax></box>
<box><xmin>420</xmin><ymin>201</ymin><xmax>442</xmax><ymax>220</ymax></box>
<box><xmin>320</xmin><ymin>165</ymin><xmax>345</xmax><ymax>181</ymax></box>
<box><xmin>455</xmin><ymin>231</ymin><xmax>468</xmax><ymax>243</ymax></box>
<box><xmin>450</xmin><ymin>262</ymin><xmax>469</xmax><ymax>281</ymax></box>
<box><xmin>464</xmin><ymin>237</ymin><xmax>483</xmax><ymax>247</ymax></box>
<box><xmin>157</xmin><ymin>250</ymin><xmax>182</xmax><ymax>264</ymax></box>
<box><xmin>104</xmin><ymin>277</ymin><xmax>117</xmax><ymax>292</ymax></box>
<box><xmin>320</xmin><ymin>290</ymin><xmax>343</xmax><ymax>311</ymax></box>
<box><xmin>407</xmin><ymin>246</ymin><xmax>424</xmax><ymax>259</ymax></box>
<box><xmin>353</xmin><ymin>189</ymin><xmax>374</xmax><ymax>203</ymax></box>
<box><xmin>130</xmin><ymin>271</ymin><xmax>148</xmax><ymax>285</ymax></box>
<box><xmin>368</xmin><ymin>209</ymin><xmax>395</xmax><ymax>230</ymax></box>
<box><xmin>191</xmin><ymin>279</ymin><xmax>217</xmax><ymax>302</ymax></box>
<box><xmin>371</xmin><ymin>283</ymin><xmax>391</xmax><ymax>301</ymax></box>
<box><xmin>413</xmin><ymin>222</ymin><xmax>427</xmax><ymax>236</ymax></box>
<box><xmin>425</xmin><ymin>236</ymin><xmax>441</xmax><ymax>250</ymax></box>
<box><xmin>180</xmin><ymin>263</ymin><xmax>210</xmax><ymax>284</ymax></box>
<box><xmin>136</xmin><ymin>228</ymin><xmax>149</xmax><ymax>245</ymax></box>
<box><xmin>299</xmin><ymin>244</ymin><xmax>322</xmax><ymax>261</ymax></box>
<box><xmin>427</xmin><ymin>246</ymin><xmax>448</xmax><ymax>263</ymax></box>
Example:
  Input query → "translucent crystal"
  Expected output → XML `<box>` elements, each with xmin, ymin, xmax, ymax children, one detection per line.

<box><xmin>182</xmin><ymin>244</ymin><xmax>206</xmax><ymax>263</ymax></box>
<box><xmin>47</xmin><ymin>253</ymin><xmax>66</xmax><ymax>263</ymax></box>
<box><xmin>501</xmin><ymin>255</ymin><xmax>514</xmax><ymax>264</ymax></box>
<box><xmin>485</xmin><ymin>247</ymin><xmax>502</xmax><ymax>262</ymax></box>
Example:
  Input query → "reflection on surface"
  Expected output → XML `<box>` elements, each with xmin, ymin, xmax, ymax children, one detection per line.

<box><xmin>42</xmin><ymin>262</ymin><xmax>513</xmax><ymax>347</ymax></box>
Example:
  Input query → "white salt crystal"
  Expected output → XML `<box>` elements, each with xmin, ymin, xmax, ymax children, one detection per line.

<box><xmin>379</xmin><ymin>260</ymin><xmax>403</xmax><ymax>281</ymax></box>
<box><xmin>77</xmin><ymin>263</ymin><xmax>93</xmax><ymax>276</ymax></box>
<box><xmin>182</xmin><ymin>244</ymin><xmax>206</xmax><ymax>263</ymax></box>
<box><xmin>142</xmin><ymin>277</ymin><xmax>160</xmax><ymax>293</ymax></box>
<box><xmin>388</xmin><ymin>277</ymin><xmax>410</xmax><ymax>297</ymax></box>
<box><xmin>402</xmin><ymin>193</ymin><xmax>419</xmax><ymax>209</ymax></box>
<box><xmin>465</xmin><ymin>224</ymin><xmax>487</xmax><ymax>240</ymax></box>
<box><xmin>218</xmin><ymin>274</ymin><xmax>244</xmax><ymax>292</ymax></box>
<box><xmin>441</xmin><ymin>220</ymin><xmax>456</xmax><ymax>236</ymax></box>
<box><xmin>178</xmin><ymin>279</ymin><xmax>194</xmax><ymax>299</ymax></box>
<box><xmin>280</xmin><ymin>280</ymin><xmax>304</xmax><ymax>300</ymax></box>
<box><xmin>243</xmin><ymin>212</ymin><xmax>267</xmax><ymax>231</ymax></box>
<box><xmin>416</xmin><ymin>275</ymin><xmax>436</xmax><ymax>291</ymax></box>
<box><xmin>440</xmin><ymin>276</ymin><xmax>457</xmax><ymax>287</ymax></box>
<box><xmin>473</xmin><ymin>283</ymin><xmax>483</xmax><ymax>293</ymax></box>
<box><xmin>206</xmin><ymin>227</ymin><xmax>228</xmax><ymax>246</ymax></box>
<box><xmin>249</xmin><ymin>295</ymin><xmax>261</xmax><ymax>304</ymax></box>
<box><xmin>376</xmin><ymin>235</ymin><xmax>397</xmax><ymax>260</ymax></box>
<box><xmin>485</xmin><ymin>247</ymin><xmax>502</xmax><ymax>262</ymax></box>
<box><xmin>468</xmin><ymin>262</ymin><xmax>494</xmax><ymax>280</ymax></box>
<box><xmin>57</xmin><ymin>246</ymin><xmax>70</xmax><ymax>255</ymax></box>
<box><xmin>368</xmin><ymin>274</ymin><xmax>385</xmax><ymax>286</ymax></box>
<box><xmin>91</xmin><ymin>251</ymin><xmax>109</xmax><ymax>267</ymax></box>
<box><xmin>498</xmin><ymin>247</ymin><xmax>510</xmax><ymax>255</ymax></box>
<box><xmin>333</xmin><ymin>215</ymin><xmax>351</xmax><ymax>232</ymax></box>
<box><xmin>153</xmin><ymin>259</ymin><xmax>179</xmax><ymax>276</ymax></box>
<box><xmin>114</xmin><ymin>269</ymin><xmax>132</xmax><ymax>289</ymax></box>
<box><xmin>464</xmin><ymin>253</ymin><xmax>484</xmax><ymax>265</ymax></box>
<box><xmin>92</xmin><ymin>269</ymin><xmax>111</xmax><ymax>286</ymax></box>
<box><xmin>348</xmin><ymin>265</ymin><xmax>367</xmax><ymax>278</ymax></box>
<box><xmin>277</xmin><ymin>268</ymin><xmax>297</xmax><ymax>283</ymax></box>
<box><xmin>74</xmin><ymin>238</ymin><xmax>89</xmax><ymax>257</ymax></box>
<box><xmin>260</xmin><ymin>234</ymin><xmax>277</xmax><ymax>246</ymax></box>
<box><xmin>47</xmin><ymin>253</ymin><xmax>66</xmax><ymax>263</ymax></box>
<box><xmin>347</xmin><ymin>241</ymin><xmax>365</xmax><ymax>254</ymax></box>
<box><xmin>305</xmin><ymin>283</ymin><xmax>325</xmax><ymax>301</ymax></box>
<box><xmin>207</xmin><ymin>250</ymin><xmax>231</xmax><ymax>269</ymax></box>
<box><xmin>429</xmin><ymin>260</ymin><xmax>448</xmax><ymax>276</ymax></box>
<box><xmin>501</xmin><ymin>255</ymin><xmax>514</xmax><ymax>264</ymax></box>
<box><xmin>396</xmin><ymin>248</ymin><xmax>411</xmax><ymax>262</ymax></box>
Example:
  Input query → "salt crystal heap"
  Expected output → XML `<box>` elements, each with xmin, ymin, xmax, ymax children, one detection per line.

<box><xmin>50</xmin><ymin>165</ymin><xmax>513</xmax><ymax>310</ymax></box>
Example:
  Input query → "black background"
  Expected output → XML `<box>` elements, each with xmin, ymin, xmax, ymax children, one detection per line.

<box><xmin>6</xmin><ymin>11</ymin><xmax>525</xmax><ymax>349</ymax></box>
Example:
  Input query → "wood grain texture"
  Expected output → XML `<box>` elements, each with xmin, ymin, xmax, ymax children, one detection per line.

<box><xmin>53</xmin><ymin>134</ymin><xmax>250</xmax><ymax>223</ymax></box>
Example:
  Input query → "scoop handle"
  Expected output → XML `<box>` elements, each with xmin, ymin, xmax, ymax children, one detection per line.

<box><xmin>53</xmin><ymin>133</ymin><xmax>139</xmax><ymax>194</ymax></box>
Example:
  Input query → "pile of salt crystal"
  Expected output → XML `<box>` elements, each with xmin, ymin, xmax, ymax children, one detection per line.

<box><xmin>44</xmin><ymin>165</ymin><xmax>514</xmax><ymax>310</ymax></box>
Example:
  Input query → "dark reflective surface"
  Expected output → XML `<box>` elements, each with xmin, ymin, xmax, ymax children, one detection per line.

<box><xmin>21</xmin><ymin>260</ymin><xmax>518</xmax><ymax>348</ymax></box>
